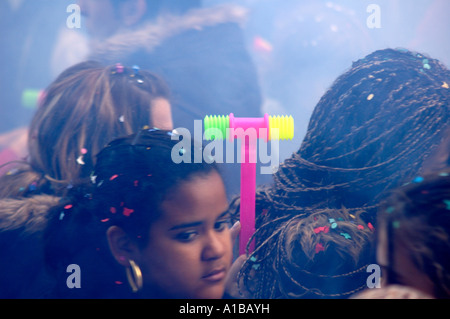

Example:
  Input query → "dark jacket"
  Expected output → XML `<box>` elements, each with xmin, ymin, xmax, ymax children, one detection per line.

<box><xmin>0</xmin><ymin>195</ymin><xmax>60</xmax><ymax>298</ymax></box>
<box><xmin>89</xmin><ymin>5</ymin><xmax>267</xmax><ymax>197</ymax></box>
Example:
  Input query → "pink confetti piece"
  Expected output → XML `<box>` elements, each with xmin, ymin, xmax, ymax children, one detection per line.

<box><xmin>315</xmin><ymin>243</ymin><xmax>325</xmax><ymax>254</ymax></box>
<box><xmin>314</xmin><ymin>226</ymin><xmax>330</xmax><ymax>234</ymax></box>
<box><xmin>123</xmin><ymin>207</ymin><xmax>134</xmax><ymax>217</ymax></box>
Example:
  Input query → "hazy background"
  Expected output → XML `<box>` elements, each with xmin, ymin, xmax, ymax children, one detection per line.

<box><xmin>1</xmin><ymin>0</ymin><xmax>449</xmax><ymax>162</ymax></box>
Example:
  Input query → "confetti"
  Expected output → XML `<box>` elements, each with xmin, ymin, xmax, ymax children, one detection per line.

<box><xmin>123</xmin><ymin>207</ymin><xmax>134</xmax><ymax>217</ymax></box>
<box><xmin>29</xmin><ymin>182</ymin><xmax>37</xmax><ymax>192</ymax></box>
<box><xmin>443</xmin><ymin>200</ymin><xmax>450</xmax><ymax>211</ymax></box>
<box><xmin>340</xmin><ymin>233</ymin><xmax>352</xmax><ymax>240</ymax></box>
<box><xmin>367</xmin><ymin>94</ymin><xmax>375</xmax><ymax>101</ymax></box>
<box><xmin>368</xmin><ymin>223</ymin><xmax>375</xmax><ymax>231</ymax></box>
<box><xmin>442</xmin><ymin>82</ymin><xmax>449</xmax><ymax>89</ymax></box>
<box><xmin>253</xmin><ymin>36</ymin><xmax>273</xmax><ymax>53</ymax></box>
<box><xmin>110</xmin><ymin>207</ymin><xmax>117</xmax><ymax>214</ymax></box>
<box><xmin>413</xmin><ymin>176</ymin><xmax>424</xmax><ymax>183</ymax></box>
<box><xmin>81</xmin><ymin>148</ymin><xmax>88</xmax><ymax>155</ymax></box>
<box><xmin>134</xmin><ymin>180</ymin><xmax>139</xmax><ymax>187</ymax></box>
<box><xmin>101</xmin><ymin>218</ymin><xmax>110</xmax><ymax>223</ymax></box>
<box><xmin>314</xmin><ymin>226</ymin><xmax>330</xmax><ymax>234</ymax></box>
<box><xmin>252</xmin><ymin>264</ymin><xmax>261</xmax><ymax>270</ymax></box>
<box><xmin>392</xmin><ymin>221</ymin><xmax>401</xmax><ymax>229</ymax></box>
<box><xmin>119</xmin><ymin>115</ymin><xmax>125</xmax><ymax>123</ymax></box>
<box><xmin>110</xmin><ymin>174</ymin><xmax>119</xmax><ymax>181</ymax></box>
<box><xmin>329</xmin><ymin>218</ymin><xmax>338</xmax><ymax>229</ymax></box>
<box><xmin>315</xmin><ymin>243</ymin><xmax>325</xmax><ymax>254</ymax></box>
<box><xmin>59</xmin><ymin>212</ymin><xmax>65</xmax><ymax>220</ymax></box>
<box><xmin>116</xmin><ymin>63</ymin><xmax>124</xmax><ymax>74</ymax></box>
<box><xmin>386</xmin><ymin>206</ymin><xmax>395</xmax><ymax>214</ymax></box>
<box><xmin>6</xmin><ymin>168</ymin><xmax>18</xmax><ymax>176</ymax></box>
<box><xmin>76</xmin><ymin>156</ymin><xmax>85</xmax><ymax>165</ymax></box>
<box><xmin>357</xmin><ymin>225</ymin><xmax>364</xmax><ymax>230</ymax></box>
<box><xmin>64</xmin><ymin>204</ymin><xmax>73</xmax><ymax>210</ymax></box>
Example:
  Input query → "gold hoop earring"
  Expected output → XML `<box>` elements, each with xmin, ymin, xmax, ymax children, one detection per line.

<box><xmin>126</xmin><ymin>259</ymin><xmax>143</xmax><ymax>293</ymax></box>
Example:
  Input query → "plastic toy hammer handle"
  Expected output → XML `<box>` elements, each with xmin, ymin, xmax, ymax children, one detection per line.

<box><xmin>240</xmin><ymin>139</ymin><xmax>256</xmax><ymax>255</ymax></box>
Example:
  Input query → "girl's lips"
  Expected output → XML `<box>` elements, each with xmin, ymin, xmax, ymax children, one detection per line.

<box><xmin>202</xmin><ymin>268</ymin><xmax>227</xmax><ymax>282</ymax></box>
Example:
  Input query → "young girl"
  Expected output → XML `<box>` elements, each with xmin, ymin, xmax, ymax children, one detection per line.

<box><xmin>0</xmin><ymin>61</ymin><xmax>172</xmax><ymax>199</ymax></box>
<box><xmin>0</xmin><ymin>61</ymin><xmax>172</xmax><ymax>298</ymax></box>
<box><xmin>43</xmin><ymin>129</ymin><xmax>234</xmax><ymax>299</ymax></box>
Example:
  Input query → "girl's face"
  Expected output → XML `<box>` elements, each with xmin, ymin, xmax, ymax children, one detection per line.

<box><xmin>139</xmin><ymin>171</ymin><xmax>232</xmax><ymax>299</ymax></box>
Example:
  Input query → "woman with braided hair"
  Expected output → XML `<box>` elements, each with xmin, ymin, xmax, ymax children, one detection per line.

<box><xmin>228</xmin><ymin>48</ymin><xmax>450</xmax><ymax>299</ymax></box>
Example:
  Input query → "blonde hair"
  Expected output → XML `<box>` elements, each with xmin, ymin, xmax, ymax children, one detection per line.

<box><xmin>0</xmin><ymin>61</ymin><xmax>170</xmax><ymax>198</ymax></box>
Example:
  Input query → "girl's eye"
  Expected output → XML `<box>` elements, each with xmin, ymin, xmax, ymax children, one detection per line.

<box><xmin>175</xmin><ymin>231</ymin><xmax>198</xmax><ymax>242</ymax></box>
<box><xmin>215</xmin><ymin>219</ymin><xmax>231</xmax><ymax>232</ymax></box>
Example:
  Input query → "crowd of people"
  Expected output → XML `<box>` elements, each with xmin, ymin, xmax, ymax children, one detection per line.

<box><xmin>0</xmin><ymin>0</ymin><xmax>449</xmax><ymax>300</ymax></box>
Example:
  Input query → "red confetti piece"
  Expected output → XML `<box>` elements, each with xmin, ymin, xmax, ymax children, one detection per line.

<box><xmin>115</xmin><ymin>281</ymin><xmax>123</xmax><ymax>285</ymax></box>
<box><xmin>134</xmin><ymin>180</ymin><xmax>139</xmax><ymax>187</ymax></box>
<box><xmin>315</xmin><ymin>243</ymin><xmax>325</xmax><ymax>254</ymax></box>
<box><xmin>314</xmin><ymin>226</ymin><xmax>330</xmax><ymax>234</ymax></box>
<box><xmin>101</xmin><ymin>218</ymin><xmax>110</xmax><ymax>223</ymax></box>
<box><xmin>64</xmin><ymin>204</ymin><xmax>73</xmax><ymax>210</ymax></box>
<box><xmin>357</xmin><ymin>225</ymin><xmax>365</xmax><ymax>230</ymax></box>
<box><xmin>110</xmin><ymin>174</ymin><xmax>119</xmax><ymax>181</ymax></box>
<box><xmin>368</xmin><ymin>222</ymin><xmax>375</xmax><ymax>231</ymax></box>
<box><xmin>123</xmin><ymin>207</ymin><xmax>134</xmax><ymax>217</ymax></box>
<box><xmin>110</xmin><ymin>207</ymin><xmax>117</xmax><ymax>214</ymax></box>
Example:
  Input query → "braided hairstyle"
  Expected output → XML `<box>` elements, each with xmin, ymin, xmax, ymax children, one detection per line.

<box><xmin>232</xmin><ymin>48</ymin><xmax>450</xmax><ymax>298</ymax></box>
<box><xmin>43</xmin><ymin>129</ymin><xmax>218</xmax><ymax>298</ymax></box>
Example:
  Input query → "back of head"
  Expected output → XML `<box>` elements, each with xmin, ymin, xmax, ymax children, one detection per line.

<box><xmin>237</xmin><ymin>208</ymin><xmax>374</xmax><ymax>299</ymax></box>
<box><xmin>0</xmin><ymin>61</ymin><xmax>170</xmax><ymax>199</ymax></box>
<box><xmin>379</xmin><ymin>171</ymin><xmax>450</xmax><ymax>298</ymax></box>
<box><xmin>236</xmin><ymin>48</ymin><xmax>449</xmax><ymax>299</ymax></box>
<box><xmin>273</xmin><ymin>48</ymin><xmax>450</xmax><ymax>224</ymax></box>
<box><xmin>44</xmin><ymin>128</ymin><xmax>218</xmax><ymax>298</ymax></box>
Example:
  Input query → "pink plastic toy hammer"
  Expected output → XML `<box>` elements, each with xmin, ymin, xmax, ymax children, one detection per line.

<box><xmin>205</xmin><ymin>113</ymin><xmax>294</xmax><ymax>255</ymax></box>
